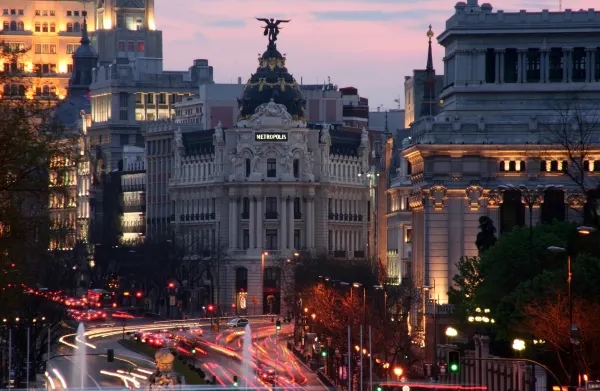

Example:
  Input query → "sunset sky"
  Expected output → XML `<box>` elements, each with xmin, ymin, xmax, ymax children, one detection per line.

<box><xmin>156</xmin><ymin>0</ymin><xmax>598</xmax><ymax>109</ymax></box>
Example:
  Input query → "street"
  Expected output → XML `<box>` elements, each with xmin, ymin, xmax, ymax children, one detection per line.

<box><xmin>45</xmin><ymin>316</ymin><xmax>327</xmax><ymax>390</ymax></box>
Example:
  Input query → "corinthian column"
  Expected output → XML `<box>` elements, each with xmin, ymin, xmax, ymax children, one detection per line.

<box><xmin>288</xmin><ymin>197</ymin><xmax>294</xmax><ymax>250</ymax></box>
<box><xmin>256</xmin><ymin>197</ymin><xmax>263</xmax><ymax>249</ymax></box>
<box><xmin>249</xmin><ymin>197</ymin><xmax>256</xmax><ymax>249</ymax></box>
<box><xmin>280</xmin><ymin>197</ymin><xmax>288</xmax><ymax>249</ymax></box>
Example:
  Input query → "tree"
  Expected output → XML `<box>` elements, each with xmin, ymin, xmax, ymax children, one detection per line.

<box><xmin>537</xmin><ymin>96</ymin><xmax>600</xmax><ymax>227</ymax></box>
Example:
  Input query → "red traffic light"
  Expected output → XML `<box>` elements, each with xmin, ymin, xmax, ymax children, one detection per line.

<box><xmin>207</xmin><ymin>304</ymin><xmax>214</xmax><ymax>311</ymax></box>
<box><xmin>168</xmin><ymin>282</ymin><xmax>175</xmax><ymax>289</ymax></box>
<box><xmin>135</xmin><ymin>292</ymin><xmax>143</xmax><ymax>298</ymax></box>
<box><xmin>231</xmin><ymin>303</ymin><xmax>236</xmax><ymax>308</ymax></box>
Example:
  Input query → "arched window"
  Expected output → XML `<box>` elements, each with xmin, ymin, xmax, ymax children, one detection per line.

<box><xmin>42</xmin><ymin>85</ymin><xmax>50</xmax><ymax>96</ymax></box>
<box><xmin>35</xmin><ymin>22</ymin><xmax>40</xmax><ymax>32</ymax></box>
<box><xmin>18</xmin><ymin>84</ymin><xmax>25</xmax><ymax>96</ymax></box>
<box><xmin>235</xmin><ymin>267</ymin><xmax>248</xmax><ymax>292</ymax></box>
<box><xmin>3</xmin><ymin>84</ymin><xmax>10</xmax><ymax>96</ymax></box>
<box><xmin>10</xmin><ymin>84</ymin><xmax>18</xmax><ymax>96</ymax></box>
<box><xmin>42</xmin><ymin>22</ymin><xmax>48</xmax><ymax>32</ymax></box>
<box><xmin>74</xmin><ymin>22</ymin><xmax>80</xmax><ymax>32</ymax></box>
<box><xmin>3</xmin><ymin>21</ymin><xmax>8</xmax><ymax>30</ymax></box>
<box><xmin>67</xmin><ymin>23</ymin><xmax>73</xmax><ymax>32</ymax></box>
<box><xmin>10</xmin><ymin>20</ymin><xmax>17</xmax><ymax>30</ymax></box>
<box><xmin>17</xmin><ymin>21</ymin><xmax>23</xmax><ymax>31</ymax></box>
<box><xmin>50</xmin><ymin>85</ymin><xmax>56</xmax><ymax>96</ymax></box>
<box><xmin>49</xmin><ymin>23</ymin><xmax>55</xmax><ymax>32</ymax></box>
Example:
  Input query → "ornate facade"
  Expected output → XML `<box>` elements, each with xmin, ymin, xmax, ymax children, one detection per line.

<box><xmin>145</xmin><ymin>37</ymin><xmax>372</xmax><ymax>315</ymax></box>
<box><xmin>392</xmin><ymin>0</ymin><xmax>600</xmax><ymax>310</ymax></box>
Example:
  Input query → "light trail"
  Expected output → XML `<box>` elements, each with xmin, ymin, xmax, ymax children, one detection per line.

<box><xmin>44</xmin><ymin>371</ymin><xmax>56</xmax><ymax>390</ymax></box>
<box><xmin>100</xmin><ymin>370</ymin><xmax>141</xmax><ymax>388</ymax></box>
<box><xmin>136</xmin><ymin>368</ymin><xmax>154</xmax><ymax>375</ymax></box>
<box><xmin>52</xmin><ymin>368</ymin><xmax>68</xmax><ymax>389</ymax></box>
<box><xmin>117</xmin><ymin>369</ymin><xmax>148</xmax><ymax>380</ymax></box>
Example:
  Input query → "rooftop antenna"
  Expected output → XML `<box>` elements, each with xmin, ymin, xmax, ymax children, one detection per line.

<box><xmin>559</xmin><ymin>0</ymin><xmax>562</xmax><ymax>11</ymax></box>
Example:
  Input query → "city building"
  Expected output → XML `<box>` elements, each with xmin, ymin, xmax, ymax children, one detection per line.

<box><xmin>144</xmin><ymin>33</ymin><xmax>373</xmax><ymax>316</ymax></box>
<box><xmin>50</xmin><ymin>16</ymin><xmax>98</xmax><ymax>250</ymax></box>
<box><xmin>340</xmin><ymin>87</ymin><xmax>369</xmax><ymax>131</ymax></box>
<box><xmin>0</xmin><ymin>0</ymin><xmax>95</xmax><ymax>99</ymax></box>
<box><xmin>301</xmin><ymin>82</ymin><xmax>343</xmax><ymax>127</ymax></box>
<box><xmin>119</xmin><ymin>145</ymin><xmax>146</xmax><ymax>244</ymax></box>
<box><xmin>396</xmin><ymin>1</ymin><xmax>600</xmax><ymax>350</ymax></box>
<box><xmin>368</xmin><ymin>108</ymin><xmax>405</xmax><ymax>133</ymax></box>
<box><xmin>92</xmin><ymin>0</ymin><xmax>161</xmax><ymax>64</ymax></box>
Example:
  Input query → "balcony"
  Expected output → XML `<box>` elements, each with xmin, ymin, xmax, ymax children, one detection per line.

<box><xmin>328</xmin><ymin>213</ymin><xmax>363</xmax><ymax>222</ymax></box>
<box><xmin>265</xmin><ymin>211</ymin><xmax>278</xmax><ymax>219</ymax></box>
<box><xmin>123</xmin><ymin>204</ymin><xmax>145</xmax><ymax>213</ymax></box>
<box><xmin>122</xmin><ymin>225</ymin><xmax>145</xmax><ymax>234</ymax></box>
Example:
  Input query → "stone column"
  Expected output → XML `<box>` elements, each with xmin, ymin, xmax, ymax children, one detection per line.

<box><xmin>249</xmin><ymin>197</ymin><xmax>256</xmax><ymax>249</ymax></box>
<box><xmin>494</xmin><ymin>49</ymin><xmax>501</xmax><ymax>83</ymax></box>
<box><xmin>563</xmin><ymin>48</ymin><xmax>571</xmax><ymax>82</ymax></box>
<box><xmin>592</xmin><ymin>49</ymin><xmax>597</xmax><ymax>82</ymax></box>
<box><xmin>309</xmin><ymin>197</ymin><xmax>315</xmax><ymax>248</ymax></box>
<box><xmin>287</xmin><ymin>197</ymin><xmax>294</xmax><ymax>250</ymax></box>
<box><xmin>499</xmin><ymin>50</ymin><xmax>505</xmax><ymax>83</ymax></box>
<box><xmin>280</xmin><ymin>197</ymin><xmax>288</xmax><ymax>249</ymax></box>
<box><xmin>228</xmin><ymin>198</ymin><xmax>234</xmax><ymax>248</ymax></box>
<box><xmin>517</xmin><ymin>49</ymin><xmax>524</xmax><ymax>82</ymax></box>
<box><xmin>540</xmin><ymin>49</ymin><xmax>548</xmax><ymax>82</ymax></box>
<box><xmin>256</xmin><ymin>197</ymin><xmax>263</xmax><ymax>250</ymax></box>
<box><xmin>485</xmin><ymin>190</ymin><xmax>503</xmax><ymax>230</ymax></box>
<box><xmin>586</xmin><ymin>48</ymin><xmax>594</xmax><ymax>82</ymax></box>
<box><xmin>232</xmin><ymin>197</ymin><xmax>238</xmax><ymax>249</ymax></box>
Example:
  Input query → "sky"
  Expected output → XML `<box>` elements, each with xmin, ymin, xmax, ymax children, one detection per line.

<box><xmin>156</xmin><ymin>0</ymin><xmax>598</xmax><ymax>110</ymax></box>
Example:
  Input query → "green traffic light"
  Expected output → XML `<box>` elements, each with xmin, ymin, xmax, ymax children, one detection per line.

<box><xmin>321</xmin><ymin>351</ymin><xmax>327</xmax><ymax>357</ymax></box>
<box><xmin>233</xmin><ymin>382</ymin><xmax>238</xmax><ymax>387</ymax></box>
<box><xmin>192</xmin><ymin>349</ymin><xmax>196</xmax><ymax>354</ymax></box>
<box><xmin>450</xmin><ymin>363</ymin><xmax>459</xmax><ymax>372</ymax></box>
<box><xmin>377</xmin><ymin>386</ymin><xmax>383</xmax><ymax>391</ymax></box>
<box><xmin>276</xmin><ymin>326</ymin><xmax>281</xmax><ymax>330</ymax></box>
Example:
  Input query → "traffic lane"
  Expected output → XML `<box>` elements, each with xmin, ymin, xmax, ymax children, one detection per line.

<box><xmin>46</xmin><ymin>353</ymin><xmax>131</xmax><ymax>390</ymax></box>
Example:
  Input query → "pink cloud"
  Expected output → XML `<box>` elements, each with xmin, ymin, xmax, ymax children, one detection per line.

<box><xmin>157</xmin><ymin>0</ymin><xmax>599</xmax><ymax>110</ymax></box>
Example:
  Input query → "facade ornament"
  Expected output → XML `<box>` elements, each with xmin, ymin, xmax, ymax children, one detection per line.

<box><xmin>281</xmin><ymin>147</ymin><xmax>293</xmax><ymax>175</ymax></box>
<box><xmin>251</xmin><ymin>152</ymin><xmax>261</xmax><ymax>173</ymax></box>
<box><xmin>409</xmin><ymin>191</ymin><xmax>425</xmax><ymax>210</ymax></box>
<box><xmin>452</xmin><ymin>116</ymin><xmax>461</xmax><ymax>132</ymax></box>
<box><xmin>566</xmin><ymin>190</ymin><xmax>586</xmax><ymax>209</ymax></box>
<box><xmin>485</xmin><ymin>189</ymin><xmax>503</xmax><ymax>208</ymax></box>
<box><xmin>304</xmin><ymin>151</ymin><xmax>315</xmax><ymax>179</ymax></box>
<box><xmin>250</xmin><ymin>98</ymin><xmax>292</xmax><ymax>124</ymax></box>
<box><xmin>173</xmin><ymin>127</ymin><xmax>183</xmax><ymax>151</ymax></box>
<box><xmin>466</xmin><ymin>181</ymin><xmax>484</xmax><ymax>210</ymax></box>
<box><xmin>173</xmin><ymin>127</ymin><xmax>184</xmax><ymax>176</ymax></box>
<box><xmin>429</xmin><ymin>181</ymin><xmax>448</xmax><ymax>210</ymax></box>
<box><xmin>477</xmin><ymin>116</ymin><xmax>485</xmax><ymax>132</ymax></box>
<box><xmin>320</xmin><ymin>123</ymin><xmax>331</xmax><ymax>144</ymax></box>
<box><xmin>214</xmin><ymin>121</ymin><xmax>224</xmax><ymax>144</ymax></box>
<box><xmin>360</xmin><ymin>127</ymin><xmax>369</xmax><ymax>147</ymax></box>
<box><xmin>528</xmin><ymin>115</ymin><xmax>538</xmax><ymax>131</ymax></box>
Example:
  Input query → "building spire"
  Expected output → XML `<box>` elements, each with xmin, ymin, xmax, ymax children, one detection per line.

<box><xmin>426</xmin><ymin>25</ymin><xmax>434</xmax><ymax>72</ymax></box>
<box><xmin>81</xmin><ymin>11</ymin><xmax>90</xmax><ymax>46</ymax></box>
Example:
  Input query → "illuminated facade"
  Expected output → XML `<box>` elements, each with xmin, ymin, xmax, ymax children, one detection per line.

<box><xmin>119</xmin><ymin>145</ymin><xmax>145</xmax><ymax>245</ymax></box>
<box><xmin>0</xmin><ymin>0</ymin><xmax>95</xmax><ymax>99</ymax></box>
<box><xmin>93</xmin><ymin>0</ymin><xmax>161</xmax><ymax>64</ymax></box>
<box><xmin>144</xmin><ymin>38</ymin><xmax>372</xmax><ymax>316</ymax></box>
<box><xmin>399</xmin><ymin>0</ymin><xmax>600</xmax><ymax>309</ymax></box>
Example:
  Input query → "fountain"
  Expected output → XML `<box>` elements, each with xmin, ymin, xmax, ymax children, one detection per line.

<box><xmin>241</xmin><ymin>324</ymin><xmax>254</xmax><ymax>387</ymax></box>
<box><xmin>148</xmin><ymin>348</ymin><xmax>181</xmax><ymax>389</ymax></box>
<box><xmin>72</xmin><ymin>323</ymin><xmax>87</xmax><ymax>389</ymax></box>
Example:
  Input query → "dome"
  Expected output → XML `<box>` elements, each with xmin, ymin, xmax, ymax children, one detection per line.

<box><xmin>237</xmin><ymin>42</ymin><xmax>306</xmax><ymax>121</ymax></box>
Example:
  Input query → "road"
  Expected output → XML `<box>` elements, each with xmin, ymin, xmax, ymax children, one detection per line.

<box><xmin>47</xmin><ymin>315</ymin><xmax>327</xmax><ymax>390</ymax></box>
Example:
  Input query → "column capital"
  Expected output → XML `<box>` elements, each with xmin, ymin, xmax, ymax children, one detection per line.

<box><xmin>517</xmin><ymin>48</ymin><xmax>528</xmax><ymax>53</ymax></box>
<box><xmin>540</xmin><ymin>48</ymin><xmax>550</xmax><ymax>53</ymax></box>
<box><xmin>566</xmin><ymin>190</ymin><xmax>586</xmax><ymax>209</ymax></box>
<box><xmin>485</xmin><ymin>189</ymin><xmax>503</xmax><ymax>209</ymax></box>
<box><xmin>563</xmin><ymin>47</ymin><xmax>574</xmax><ymax>52</ymax></box>
<box><xmin>494</xmin><ymin>48</ymin><xmax>505</xmax><ymax>53</ymax></box>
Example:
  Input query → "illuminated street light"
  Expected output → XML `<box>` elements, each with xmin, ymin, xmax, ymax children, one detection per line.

<box><xmin>393</xmin><ymin>367</ymin><xmax>403</xmax><ymax>377</ymax></box>
<box><xmin>512</xmin><ymin>339</ymin><xmax>526</xmax><ymax>351</ymax></box>
<box><xmin>304</xmin><ymin>307</ymin><xmax>308</xmax><ymax>313</ymax></box>
<box><xmin>445</xmin><ymin>327</ymin><xmax>458</xmax><ymax>337</ymax></box>
<box><xmin>577</xmin><ymin>226</ymin><xmax>597</xmax><ymax>235</ymax></box>
<box><xmin>352</xmin><ymin>282</ymin><xmax>362</xmax><ymax>288</ymax></box>
<box><xmin>311</xmin><ymin>313</ymin><xmax>316</xmax><ymax>321</ymax></box>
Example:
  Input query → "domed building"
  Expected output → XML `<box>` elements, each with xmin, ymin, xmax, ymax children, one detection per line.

<box><xmin>149</xmin><ymin>21</ymin><xmax>374</xmax><ymax>317</ymax></box>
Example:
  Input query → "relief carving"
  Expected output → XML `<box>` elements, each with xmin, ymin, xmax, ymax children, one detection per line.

<box><xmin>566</xmin><ymin>190</ymin><xmax>586</xmax><ymax>209</ymax></box>
<box><xmin>409</xmin><ymin>191</ymin><xmax>425</xmax><ymax>210</ymax></box>
<box><xmin>466</xmin><ymin>182</ymin><xmax>483</xmax><ymax>210</ymax></box>
<box><xmin>429</xmin><ymin>181</ymin><xmax>448</xmax><ymax>210</ymax></box>
<box><xmin>485</xmin><ymin>189</ymin><xmax>502</xmax><ymax>208</ymax></box>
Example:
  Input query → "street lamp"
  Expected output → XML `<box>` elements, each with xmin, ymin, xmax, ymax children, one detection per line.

<box><xmin>393</xmin><ymin>367</ymin><xmax>404</xmax><ymax>380</ymax></box>
<box><xmin>577</xmin><ymin>226</ymin><xmax>597</xmax><ymax>235</ymax></box>
<box><xmin>445</xmin><ymin>327</ymin><xmax>458</xmax><ymax>337</ymax></box>
<box><xmin>512</xmin><ymin>338</ymin><xmax>526</xmax><ymax>352</ymax></box>
<box><xmin>261</xmin><ymin>251</ymin><xmax>268</xmax><ymax>314</ymax></box>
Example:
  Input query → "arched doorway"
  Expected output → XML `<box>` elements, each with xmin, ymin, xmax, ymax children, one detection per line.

<box><xmin>263</xmin><ymin>267</ymin><xmax>281</xmax><ymax>314</ymax></box>
<box><xmin>235</xmin><ymin>267</ymin><xmax>248</xmax><ymax>315</ymax></box>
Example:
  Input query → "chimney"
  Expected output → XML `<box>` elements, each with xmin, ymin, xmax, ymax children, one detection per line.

<box><xmin>237</xmin><ymin>76</ymin><xmax>242</xmax><ymax>84</ymax></box>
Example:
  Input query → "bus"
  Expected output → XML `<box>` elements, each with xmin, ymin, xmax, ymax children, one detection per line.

<box><xmin>86</xmin><ymin>289</ymin><xmax>113</xmax><ymax>308</ymax></box>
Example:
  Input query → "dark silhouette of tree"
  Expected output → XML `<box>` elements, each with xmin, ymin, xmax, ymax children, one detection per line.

<box><xmin>475</xmin><ymin>216</ymin><xmax>497</xmax><ymax>253</ymax></box>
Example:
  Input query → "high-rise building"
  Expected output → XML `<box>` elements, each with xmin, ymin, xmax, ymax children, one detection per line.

<box><xmin>92</xmin><ymin>0</ymin><xmax>161</xmax><ymax>64</ymax></box>
<box><xmin>0</xmin><ymin>0</ymin><xmax>96</xmax><ymax>99</ymax></box>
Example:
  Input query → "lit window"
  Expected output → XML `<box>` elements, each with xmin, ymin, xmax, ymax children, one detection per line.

<box><xmin>137</xmin><ymin>41</ymin><xmax>144</xmax><ymax>52</ymax></box>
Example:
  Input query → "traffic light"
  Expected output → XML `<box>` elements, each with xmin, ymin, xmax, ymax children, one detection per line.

<box><xmin>276</xmin><ymin>320</ymin><xmax>281</xmax><ymax>330</ymax></box>
<box><xmin>191</xmin><ymin>348</ymin><xmax>196</xmax><ymax>354</ymax></box>
<box><xmin>107</xmin><ymin>349</ymin><xmax>114</xmax><ymax>362</ymax></box>
<box><xmin>168</xmin><ymin>282</ymin><xmax>175</xmax><ymax>289</ymax></box>
<box><xmin>321</xmin><ymin>350</ymin><xmax>327</xmax><ymax>357</ymax></box>
<box><xmin>448</xmin><ymin>350</ymin><xmax>460</xmax><ymax>373</ymax></box>
<box><xmin>233</xmin><ymin>375</ymin><xmax>238</xmax><ymax>387</ymax></box>
<box><xmin>207</xmin><ymin>304</ymin><xmax>214</xmax><ymax>312</ymax></box>
<box><xmin>135</xmin><ymin>292</ymin><xmax>143</xmax><ymax>298</ymax></box>
<box><xmin>376</xmin><ymin>386</ymin><xmax>383</xmax><ymax>391</ymax></box>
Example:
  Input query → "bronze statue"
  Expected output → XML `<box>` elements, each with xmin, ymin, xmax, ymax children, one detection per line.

<box><xmin>256</xmin><ymin>18</ymin><xmax>290</xmax><ymax>45</ymax></box>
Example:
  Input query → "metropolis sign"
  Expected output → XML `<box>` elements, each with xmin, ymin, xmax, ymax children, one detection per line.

<box><xmin>255</xmin><ymin>132</ymin><xmax>288</xmax><ymax>142</ymax></box>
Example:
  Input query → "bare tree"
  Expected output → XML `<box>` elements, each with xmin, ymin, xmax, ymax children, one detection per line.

<box><xmin>535</xmin><ymin>95</ymin><xmax>600</xmax><ymax>226</ymax></box>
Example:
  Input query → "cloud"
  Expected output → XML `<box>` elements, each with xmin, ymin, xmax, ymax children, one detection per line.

<box><xmin>311</xmin><ymin>9</ymin><xmax>447</xmax><ymax>21</ymax></box>
<box><xmin>204</xmin><ymin>19</ymin><xmax>247</xmax><ymax>28</ymax></box>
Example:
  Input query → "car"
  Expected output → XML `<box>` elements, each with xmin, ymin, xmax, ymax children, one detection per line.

<box><xmin>259</xmin><ymin>367</ymin><xmax>276</xmax><ymax>384</ymax></box>
<box><xmin>226</xmin><ymin>318</ymin><xmax>249</xmax><ymax>328</ymax></box>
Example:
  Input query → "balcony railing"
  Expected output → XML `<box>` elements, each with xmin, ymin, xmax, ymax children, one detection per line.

<box><xmin>123</xmin><ymin>204</ymin><xmax>145</xmax><ymax>213</ymax></box>
<box><xmin>122</xmin><ymin>225</ymin><xmax>145</xmax><ymax>234</ymax></box>
<box><xmin>180</xmin><ymin>212</ymin><xmax>216</xmax><ymax>221</ymax></box>
<box><xmin>328</xmin><ymin>213</ymin><xmax>363</xmax><ymax>222</ymax></box>
<box><xmin>265</xmin><ymin>211</ymin><xmax>278</xmax><ymax>219</ymax></box>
